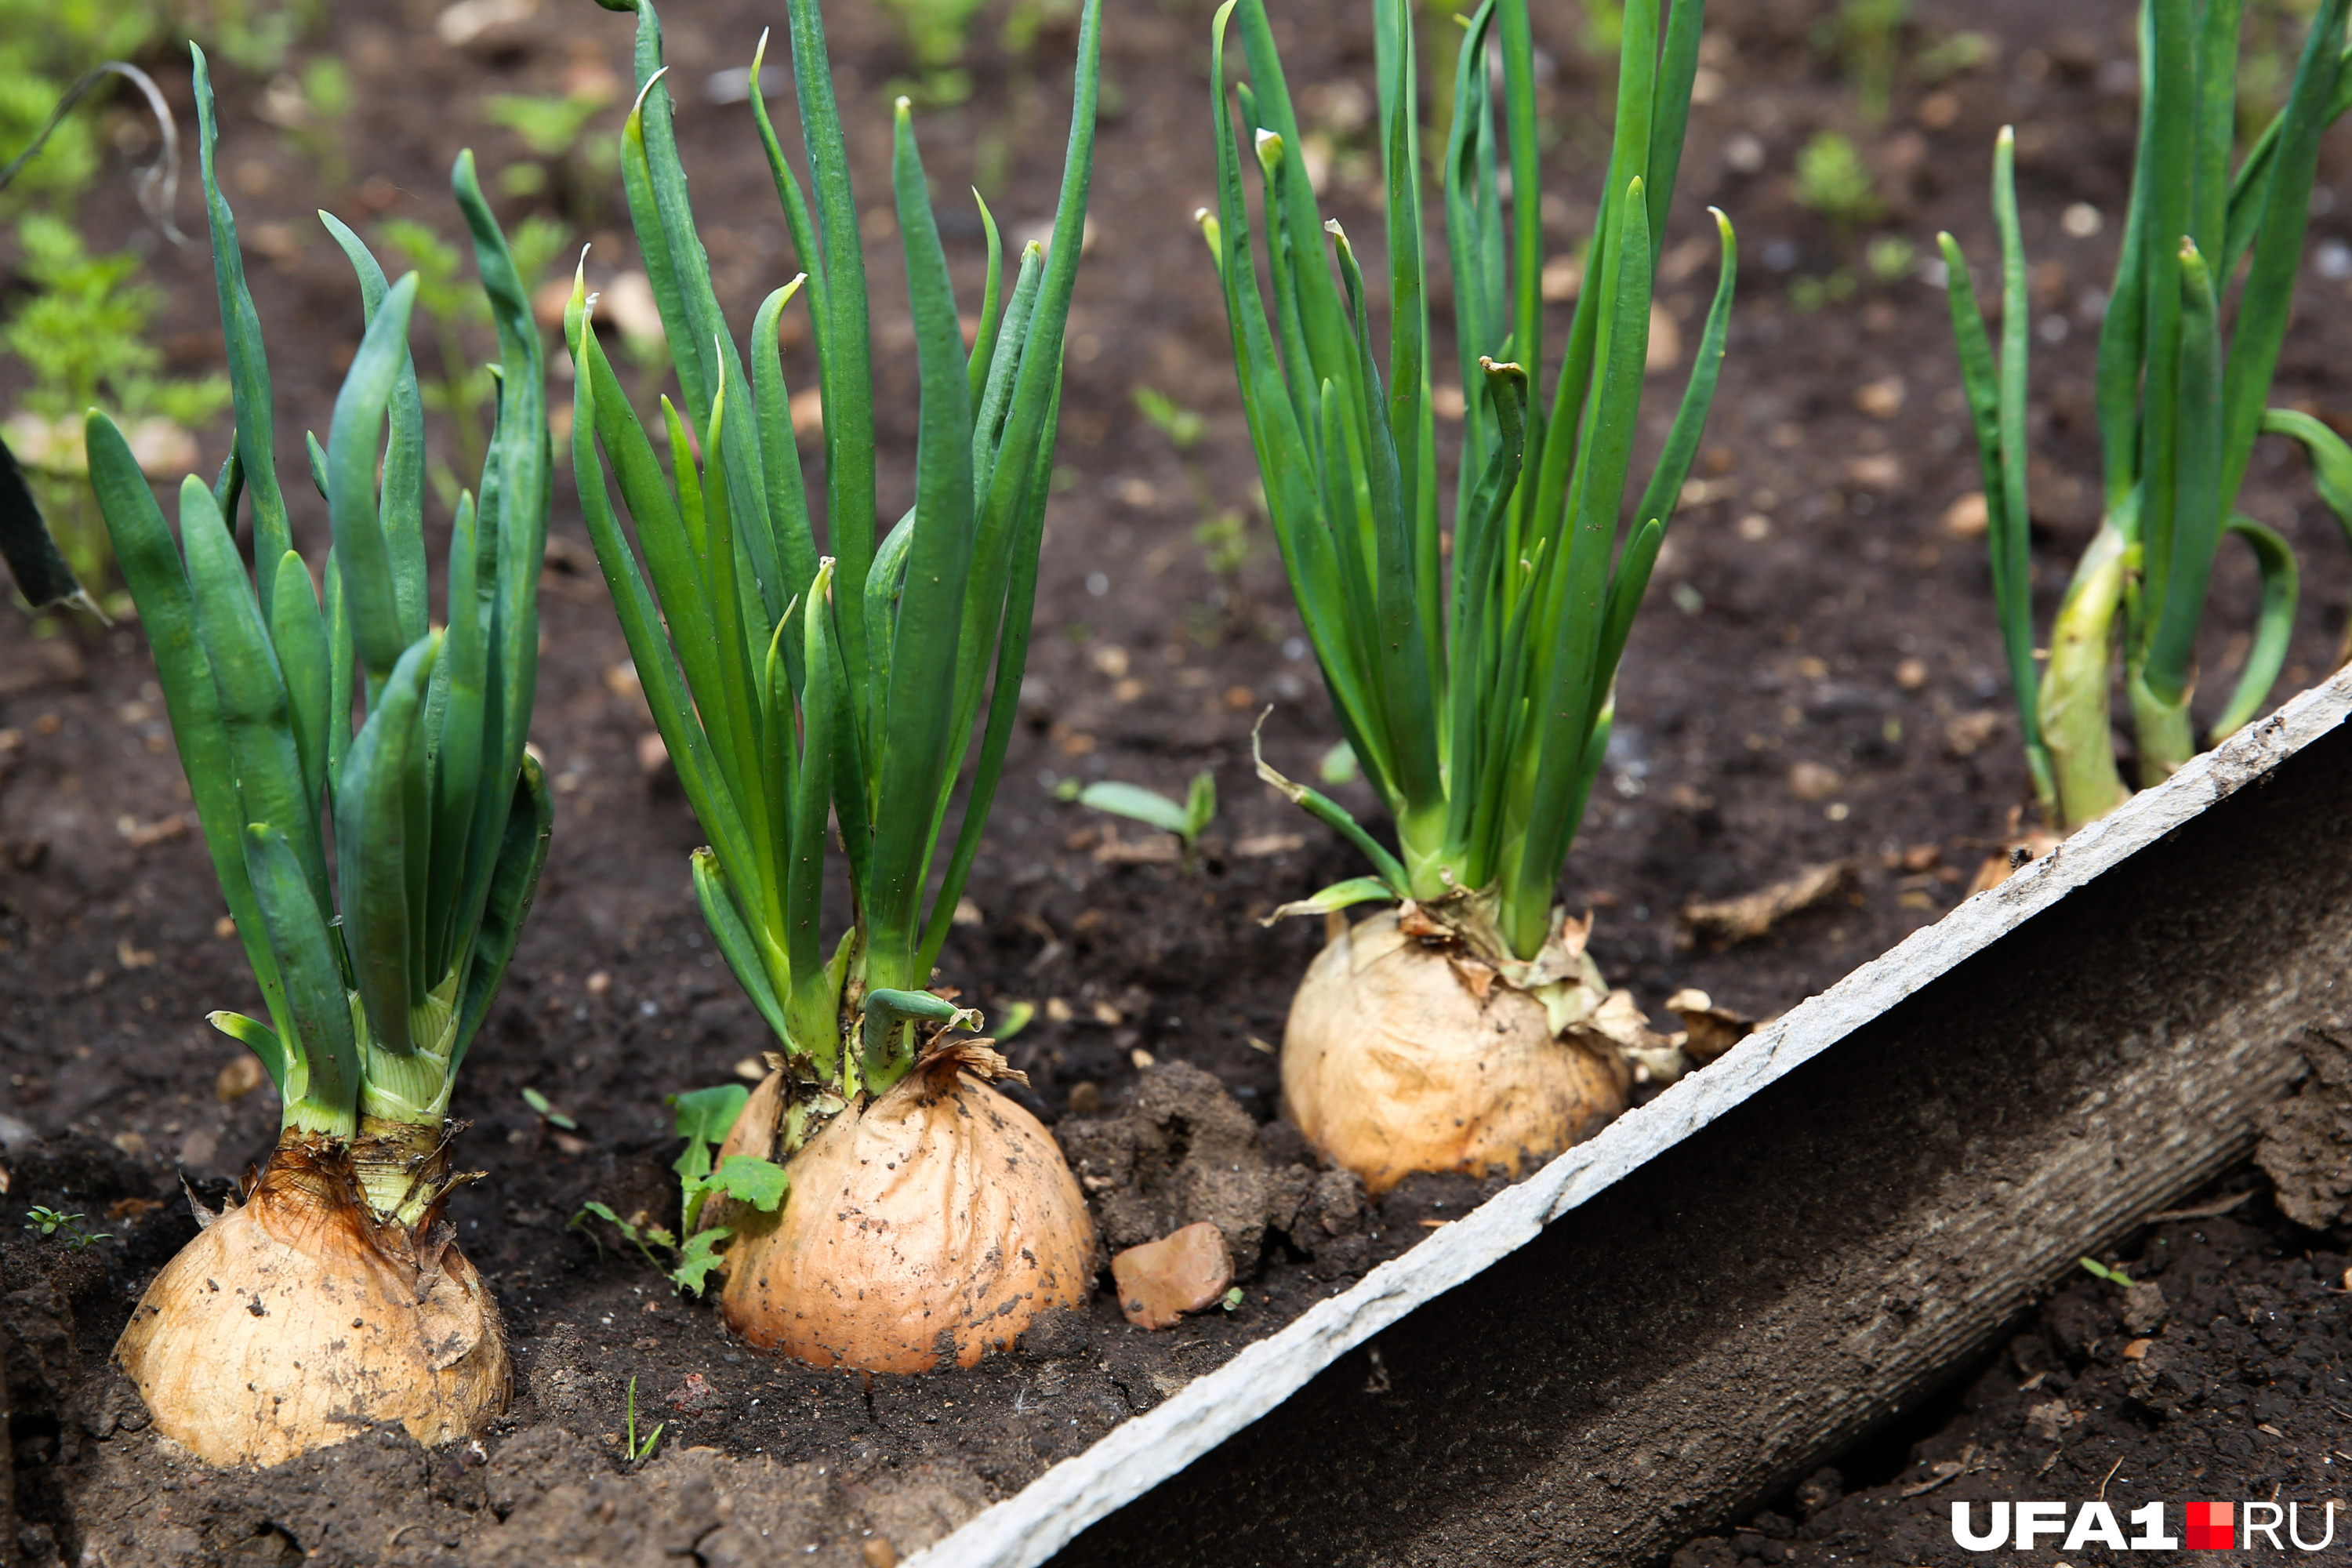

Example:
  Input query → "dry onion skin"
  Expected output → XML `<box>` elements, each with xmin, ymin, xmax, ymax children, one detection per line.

<box><xmin>1283</xmin><ymin>909</ymin><xmax>1628</xmax><ymax>1197</ymax></box>
<box><xmin>115</xmin><ymin>1133</ymin><xmax>508</xmax><ymax>1468</ymax></box>
<box><xmin>713</xmin><ymin>1047</ymin><xmax>1095</xmax><ymax>1373</ymax></box>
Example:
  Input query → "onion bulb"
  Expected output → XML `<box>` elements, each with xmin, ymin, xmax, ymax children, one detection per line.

<box><xmin>1282</xmin><ymin>907</ymin><xmax>1629</xmax><ymax>1197</ymax></box>
<box><xmin>115</xmin><ymin>1129</ymin><xmax>508</xmax><ymax>1468</ymax></box>
<box><xmin>713</xmin><ymin>1040</ymin><xmax>1094</xmax><ymax>1374</ymax></box>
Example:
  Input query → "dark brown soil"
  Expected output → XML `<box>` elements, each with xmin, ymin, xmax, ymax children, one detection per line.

<box><xmin>6</xmin><ymin>0</ymin><xmax>2352</xmax><ymax>1561</ymax></box>
<box><xmin>1670</xmin><ymin>1163</ymin><xmax>2352</xmax><ymax>1568</ymax></box>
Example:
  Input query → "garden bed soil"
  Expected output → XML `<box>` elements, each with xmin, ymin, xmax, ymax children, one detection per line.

<box><xmin>1670</xmin><ymin>1165</ymin><xmax>2352</xmax><ymax>1568</ymax></box>
<box><xmin>7</xmin><ymin>0</ymin><xmax>2352</xmax><ymax>1562</ymax></box>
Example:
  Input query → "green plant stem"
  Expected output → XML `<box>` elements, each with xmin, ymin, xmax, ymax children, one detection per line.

<box><xmin>2040</xmin><ymin>518</ymin><xmax>2132</xmax><ymax>827</ymax></box>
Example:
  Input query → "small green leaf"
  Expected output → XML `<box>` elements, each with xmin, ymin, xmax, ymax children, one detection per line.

<box><xmin>701</xmin><ymin>1153</ymin><xmax>789</xmax><ymax>1211</ymax></box>
<box><xmin>1220</xmin><ymin>1286</ymin><xmax>1244</xmax><ymax>1311</ymax></box>
<box><xmin>995</xmin><ymin>999</ymin><xmax>1036</xmax><ymax>1040</ymax></box>
<box><xmin>1073</xmin><ymin>780</ymin><xmax>1197</xmax><ymax>840</ymax></box>
<box><xmin>1181</xmin><ymin>770</ymin><xmax>1218</xmax><ymax>840</ymax></box>
<box><xmin>573</xmin><ymin>1199</ymin><xmax>636</xmax><ymax>1242</ymax></box>
<box><xmin>522</xmin><ymin>1086</ymin><xmax>578</xmax><ymax>1130</ymax></box>
<box><xmin>671</xmin><ymin>1227</ymin><xmax>732</xmax><ymax>1295</ymax></box>
<box><xmin>1316</xmin><ymin>739</ymin><xmax>1359</xmax><ymax>786</ymax></box>
<box><xmin>668</xmin><ymin>1083</ymin><xmax>750</xmax><ymax>1149</ymax></box>
<box><xmin>2077</xmin><ymin>1256</ymin><xmax>2136</xmax><ymax>1287</ymax></box>
<box><xmin>1262</xmin><ymin>876</ymin><xmax>1397</xmax><ymax>926</ymax></box>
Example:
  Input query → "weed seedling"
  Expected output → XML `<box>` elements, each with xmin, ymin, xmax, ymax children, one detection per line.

<box><xmin>624</xmin><ymin>1374</ymin><xmax>666</xmax><ymax>1462</ymax></box>
<box><xmin>23</xmin><ymin>1206</ymin><xmax>112</xmax><ymax>1249</ymax></box>
<box><xmin>521</xmin><ymin>1086</ymin><xmax>577</xmax><ymax>1131</ymax></box>
<box><xmin>1817</xmin><ymin>0</ymin><xmax>1908</xmax><ymax>125</ymax></box>
<box><xmin>381</xmin><ymin>212</ymin><xmax>570</xmax><ymax>506</ymax></box>
<box><xmin>1057</xmin><ymin>771</ymin><xmax>1217</xmax><ymax>866</ymax></box>
<box><xmin>1794</xmin><ymin>130</ymin><xmax>1881</xmax><ymax>232</ymax></box>
<box><xmin>574</xmin><ymin>1084</ymin><xmax>788</xmax><ymax>1294</ymax></box>
<box><xmin>3</xmin><ymin>214</ymin><xmax>230</xmax><ymax>592</ymax></box>
<box><xmin>2078</xmin><ymin>1257</ymin><xmax>2137</xmax><ymax>1288</ymax></box>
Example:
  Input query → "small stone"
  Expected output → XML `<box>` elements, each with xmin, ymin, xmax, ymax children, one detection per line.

<box><xmin>2121</xmin><ymin>1281</ymin><xmax>2169</xmax><ymax>1337</ymax></box>
<box><xmin>1113</xmin><ymin>1222</ymin><xmax>1234</xmax><ymax>1330</ymax></box>
<box><xmin>637</xmin><ymin>731</ymin><xmax>676</xmax><ymax>793</ymax></box>
<box><xmin>1842</xmin><ymin>454</ymin><xmax>1905</xmax><ymax>492</ymax></box>
<box><xmin>1853</xmin><ymin>376</ymin><xmax>1904</xmax><ymax>419</ymax></box>
<box><xmin>1646</xmin><ymin>303</ymin><xmax>1683</xmax><ymax>373</ymax></box>
<box><xmin>1788</xmin><ymin>760</ymin><xmax>1842</xmax><ymax>803</ymax></box>
<box><xmin>2024</xmin><ymin>1398</ymin><xmax>2075</xmax><ymax>1443</ymax></box>
<box><xmin>1944</xmin><ymin>710</ymin><xmax>2004</xmax><ymax>757</ymax></box>
<box><xmin>216</xmin><ymin>1054</ymin><xmax>267</xmax><ymax>1102</ymax></box>
<box><xmin>1066</xmin><ymin>1081</ymin><xmax>1102</xmax><ymax>1116</ymax></box>
<box><xmin>1942</xmin><ymin>491</ymin><xmax>1991</xmax><ymax>539</ymax></box>
<box><xmin>1894</xmin><ymin>656</ymin><xmax>1929</xmax><ymax>691</ymax></box>
<box><xmin>863</xmin><ymin>1537</ymin><xmax>897</xmax><ymax>1568</ymax></box>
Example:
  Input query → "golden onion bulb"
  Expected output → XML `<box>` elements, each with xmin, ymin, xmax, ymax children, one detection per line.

<box><xmin>114</xmin><ymin>1133</ymin><xmax>508</xmax><ymax>1468</ymax></box>
<box><xmin>715</xmin><ymin>1046</ymin><xmax>1094</xmax><ymax>1373</ymax></box>
<box><xmin>1282</xmin><ymin>908</ymin><xmax>1628</xmax><ymax>1197</ymax></box>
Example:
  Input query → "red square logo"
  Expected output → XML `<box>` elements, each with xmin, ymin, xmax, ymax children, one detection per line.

<box><xmin>2186</xmin><ymin>1501</ymin><xmax>2234</xmax><ymax>1550</ymax></box>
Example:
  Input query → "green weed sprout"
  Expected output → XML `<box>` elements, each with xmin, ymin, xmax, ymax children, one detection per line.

<box><xmin>565</xmin><ymin>0</ymin><xmax>1100</xmax><ymax>1372</ymax></box>
<box><xmin>3</xmin><ymin>212</ymin><xmax>230</xmax><ymax>591</ymax></box>
<box><xmin>1793</xmin><ymin>129</ymin><xmax>1882</xmax><ymax>230</ymax></box>
<box><xmin>1204</xmin><ymin>0</ymin><xmax>1731</xmax><ymax>1193</ymax></box>
<box><xmin>22</xmin><ymin>1206</ymin><xmax>112</xmax><ymax>1249</ymax></box>
<box><xmin>2078</xmin><ymin>1256</ymin><xmax>2138</xmax><ymax>1287</ymax></box>
<box><xmin>92</xmin><ymin>47</ymin><xmax>549</xmax><ymax>1468</ymax></box>
<box><xmin>624</xmin><ymin>1374</ymin><xmax>666</xmax><ymax>1461</ymax></box>
<box><xmin>381</xmin><ymin>211</ymin><xmax>571</xmax><ymax>508</ymax></box>
<box><xmin>1057</xmin><ymin>771</ymin><xmax>1217</xmax><ymax>861</ymax></box>
<box><xmin>483</xmin><ymin>83</ymin><xmax>623</xmax><ymax>211</ymax></box>
<box><xmin>1940</xmin><ymin>0</ymin><xmax>2352</xmax><ymax>829</ymax></box>
<box><xmin>573</xmin><ymin>1083</ymin><xmax>789</xmax><ymax>1294</ymax></box>
<box><xmin>1818</xmin><ymin>0</ymin><xmax>1908</xmax><ymax>126</ymax></box>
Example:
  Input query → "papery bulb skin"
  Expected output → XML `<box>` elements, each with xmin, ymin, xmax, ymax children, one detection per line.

<box><xmin>114</xmin><ymin>1131</ymin><xmax>508</xmax><ymax>1468</ymax></box>
<box><xmin>1282</xmin><ymin>909</ymin><xmax>1628</xmax><ymax>1197</ymax></box>
<box><xmin>716</xmin><ymin>1054</ymin><xmax>1095</xmax><ymax>1374</ymax></box>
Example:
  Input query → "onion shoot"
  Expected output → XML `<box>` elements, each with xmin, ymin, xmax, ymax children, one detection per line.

<box><xmin>1940</xmin><ymin>0</ymin><xmax>2352</xmax><ymax>827</ymax></box>
<box><xmin>1203</xmin><ymin>0</ymin><xmax>1733</xmax><ymax>1186</ymax></box>
<box><xmin>564</xmin><ymin>0</ymin><xmax>1101</xmax><ymax>1371</ymax></box>
<box><xmin>89</xmin><ymin>49</ymin><xmax>550</xmax><ymax>1466</ymax></box>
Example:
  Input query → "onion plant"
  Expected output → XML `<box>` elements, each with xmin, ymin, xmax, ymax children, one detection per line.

<box><xmin>1203</xmin><ymin>0</ymin><xmax>1733</xmax><ymax>1192</ymax></box>
<box><xmin>1941</xmin><ymin>0</ymin><xmax>2352</xmax><ymax>829</ymax></box>
<box><xmin>564</xmin><ymin>0</ymin><xmax>1099</xmax><ymax>1372</ymax></box>
<box><xmin>94</xmin><ymin>47</ymin><xmax>548</xmax><ymax>1467</ymax></box>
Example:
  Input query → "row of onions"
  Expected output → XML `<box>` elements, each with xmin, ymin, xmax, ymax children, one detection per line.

<box><xmin>60</xmin><ymin>0</ymin><xmax>2352</xmax><ymax>1477</ymax></box>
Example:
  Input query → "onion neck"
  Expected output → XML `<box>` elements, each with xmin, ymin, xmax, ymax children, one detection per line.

<box><xmin>341</xmin><ymin>975</ymin><xmax>465</xmax><ymax>1228</ymax></box>
<box><xmin>350</xmin><ymin>1116</ymin><xmax>453</xmax><ymax>1229</ymax></box>
<box><xmin>357</xmin><ymin>975</ymin><xmax>463</xmax><ymax>1128</ymax></box>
